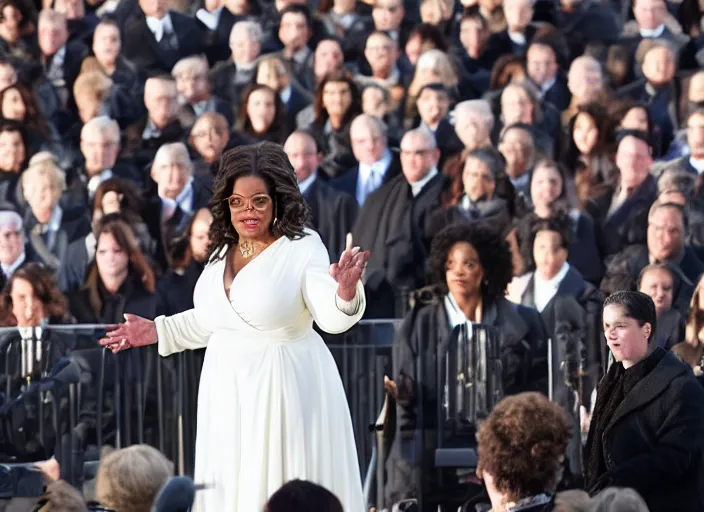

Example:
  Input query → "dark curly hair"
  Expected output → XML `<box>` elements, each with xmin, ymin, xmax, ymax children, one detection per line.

<box><xmin>264</xmin><ymin>480</ymin><xmax>342</xmax><ymax>512</ymax></box>
<box><xmin>519</xmin><ymin>212</ymin><xmax>573</xmax><ymax>272</ymax></box>
<box><xmin>208</xmin><ymin>142</ymin><xmax>311</xmax><ymax>260</ymax></box>
<box><xmin>477</xmin><ymin>392</ymin><xmax>571</xmax><ymax>501</ymax></box>
<box><xmin>0</xmin><ymin>263</ymin><xmax>68</xmax><ymax>326</ymax></box>
<box><xmin>426</xmin><ymin>224</ymin><xmax>513</xmax><ymax>300</ymax></box>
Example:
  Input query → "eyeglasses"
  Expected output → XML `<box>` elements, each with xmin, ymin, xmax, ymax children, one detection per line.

<box><xmin>225</xmin><ymin>193</ymin><xmax>272</xmax><ymax>212</ymax></box>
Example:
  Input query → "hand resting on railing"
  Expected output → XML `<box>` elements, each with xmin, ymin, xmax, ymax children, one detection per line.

<box><xmin>98</xmin><ymin>313</ymin><xmax>158</xmax><ymax>354</ymax></box>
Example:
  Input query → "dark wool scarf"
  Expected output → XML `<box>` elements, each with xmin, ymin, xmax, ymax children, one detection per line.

<box><xmin>584</xmin><ymin>347</ymin><xmax>666</xmax><ymax>490</ymax></box>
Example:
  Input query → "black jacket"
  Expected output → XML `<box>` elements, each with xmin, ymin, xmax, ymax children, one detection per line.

<box><xmin>386</xmin><ymin>293</ymin><xmax>546</xmax><ymax>505</ymax></box>
<box><xmin>122</xmin><ymin>11</ymin><xmax>206</xmax><ymax>73</ymax></box>
<box><xmin>585</xmin><ymin>349</ymin><xmax>704</xmax><ymax>511</ymax></box>
<box><xmin>303</xmin><ymin>177</ymin><xmax>358</xmax><ymax>263</ymax></box>
<box><xmin>330</xmin><ymin>150</ymin><xmax>402</xmax><ymax>201</ymax></box>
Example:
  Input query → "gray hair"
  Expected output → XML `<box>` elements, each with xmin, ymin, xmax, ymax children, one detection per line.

<box><xmin>0</xmin><ymin>210</ymin><xmax>23</xmax><ymax>233</ymax></box>
<box><xmin>230</xmin><ymin>20</ymin><xmax>263</xmax><ymax>44</ymax></box>
<box><xmin>589</xmin><ymin>487</ymin><xmax>649</xmax><ymax>512</ymax></box>
<box><xmin>453</xmin><ymin>99</ymin><xmax>494</xmax><ymax>132</ymax></box>
<box><xmin>22</xmin><ymin>160</ymin><xmax>66</xmax><ymax>204</ymax></box>
<box><xmin>350</xmin><ymin>113</ymin><xmax>388</xmax><ymax>140</ymax></box>
<box><xmin>152</xmin><ymin>142</ymin><xmax>193</xmax><ymax>178</ymax></box>
<box><xmin>172</xmin><ymin>55</ymin><xmax>209</xmax><ymax>78</ymax></box>
<box><xmin>38</xmin><ymin>9</ymin><xmax>66</xmax><ymax>28</ymax></box>
<box><xmin>658</xmin><ymin>168</ymin><xmax>696</xmax><ymax>198</ymax></box>
<box><xmin>402</xmin><ymin>127</ymin><xmax>437</xmax><ymax>150</ymax></box>
<box><xmin>81</xmin><ymin>116</ymin><xmax>120</xmax><ymax>144</ymax></box>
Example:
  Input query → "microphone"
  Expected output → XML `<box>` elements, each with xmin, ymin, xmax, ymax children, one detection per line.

<box><xmin>152</xmin><ymin>476</ymin><xmax>196</xmax><ymax>512</ymax></box>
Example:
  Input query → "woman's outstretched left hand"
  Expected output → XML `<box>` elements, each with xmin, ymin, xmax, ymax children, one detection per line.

<box><xmin>330</xmin><ymin>233</ymin><xmax>370</xmax><ymax>299</ymax></box>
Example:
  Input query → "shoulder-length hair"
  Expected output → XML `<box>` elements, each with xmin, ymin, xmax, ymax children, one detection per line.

<box><xmin>92</xmin><ymin>178</ymin><xmax>144</xmax><ymax>225</ymax></box>
<box><xmin>0</xmin><ymin>82</ymin><xmax>49</xmax><ymax>138</ymax></box>
<box><xmin>237</xmin><ymin>83</ymin><xmax>288</xmax><ymax>143</ymax></box>
<box><xmin>0</xmin><ymin>263</ymin><xmax>68</xmax><ymax>326</ymax></box>
<box><xmin>208</xmin><ymin>142</ymin><xmax>311</xmax><ymax>260</ymax></box>
<box><xmin>312</xmin><ymin>69</ymin><xmax>362</xmax><ymax>126</ymax></box>
<box><xmin>84</xmin><ymin>217</ymin><xmax>155</xmax><ymax>316</ymax></box>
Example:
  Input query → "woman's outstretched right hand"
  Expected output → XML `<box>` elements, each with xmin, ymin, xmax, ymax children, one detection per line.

<box><xmin>98</xmin><ymin>313</ymin><xmax>158</xmax><ymax>353</ymax></box>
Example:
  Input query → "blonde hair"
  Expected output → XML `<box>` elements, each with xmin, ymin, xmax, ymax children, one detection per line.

<box><xmin>22</xmin><ymin>159</ymin><xmax>66</xmax><ymax>204</ymax></box>
<box><xmin>96</xmin><ymin>445</ymin><xmax>173</xmax><ymax>512</ymax></box>
<box><xmin>73</xmin><ymin>70</ymin><xmax>113</xmax><ymax>104</ymax></box>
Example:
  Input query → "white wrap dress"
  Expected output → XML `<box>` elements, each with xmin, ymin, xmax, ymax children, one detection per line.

<box><xmin>154</xmin><ymin>229</ymin><xmax>366</xmax><ymax>511</ymax></box>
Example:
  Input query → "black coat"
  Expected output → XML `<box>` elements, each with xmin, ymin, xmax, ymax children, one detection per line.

<box><xmin>122</xmin><ymin>11</ymin><xmax>206</xmax><ymax>73</ymax></box>
<box><xmin>303</xmin><ymin>177</ymin><xmax>358</xmax><ymax>263</ymax></box>
<box><xmin>518</xmin><ymin>266</ymin><xmax>604</xmax><ymax>406</ymax></box>
<box><xmin>198</xmin><ymin>8</ymin><xmax>241</xmax><ymax>65</ymax></box>
<box><xmin>353</xmin><ymin>172</ymin><xmax>446</xmax><ymax>318</ymax></box>
<box><xmin>386</xmin><ymin>294</ymin><xmax>546</xmax><ymax>505</ymax></box>
<box><xmin>585</xmin><ymin>350</ymin><xmax>704</xmax><ymax>511</ymax></box>
<box><xmin>121</xmin><ymin>116</ymin><xmax>186</xmax><ymax>173</ymax></box>
<box><xmin>585</xmin><ymin>174</ymin><xmax>657</xmax><ymax>259</ymax></box>
<box><xmin>542</xmin><ymin>74</ymin><xmax>571</xmax><ymax>112</ymax></box>
<box><xmin>155</xmin><ymin>260</ymin><xmax>204</xmax><ymax>316</ymax></box>
<box><xmin>68</xmin><ymin>274</ymin><xmax>157</xmax><ymax>324</ymax></box>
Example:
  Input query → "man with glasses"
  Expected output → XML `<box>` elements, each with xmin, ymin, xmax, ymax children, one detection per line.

<box><xmin>602</xmin><ymin>200</ymin><xmax>704</xmax><ymax>316</ymax></box>
<box><xmin>284</xmin><ymin>130</ymin><xmax>357</xmax><ymax>262</ymax></box>
<box><xmin>353</xmin><ymin>128</ymin><xmax>445</xmax><ymax>318</ymax></box>
<box><xmin>663</xmin><ymin>107</ymin><xmax>704</xmax><ymax>176</ymax></box>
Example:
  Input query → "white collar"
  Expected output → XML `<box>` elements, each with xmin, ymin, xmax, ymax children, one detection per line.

<box><xmin>143</xmin><ymin>119</ymin><xmax>163</xmax><ymax>139</ymax></box>
<box><xmin>639</xmin><ymin>24</ymin><xmax>665</xmax><ymax>38</ymax></box>
<box><xmin>298</xmin><ymin>171</ymin><xmax>317</xmax><ymax>194</ymax></box>
<box><xmin>291</xmin><ymin>46</ymin><xmax>310</xmax><ymax>64</ymax></box>
<box><xmin>87</xmin><ymin>169</ymin><xmax>113</xmax><ymax>197</ymax></box>
<box><xmin>690</xmin><ymin>157</ymin><xmax>704</xmax><ymax>174</ymax></box>
<box><xmin>192</xmin><ymin>98</ymin><xmax>213</xmax><ymax>117</ymax></box>
<box><xmin>508</xmin><ymin>31</ymin><xmax>526</xmax><ymax>45</ymax></box>
<box><xmin>160</xmin><ymin>178</ymin><xmax>194</xmax><ymax>221</ymax></box>
<box><xmin>540</xmin><ymin>75</ymin><xmax>557</xmax><ymax>94</ymax></box>
<box><xmin>1</xmin><ymin>251</ymin><xmax>25</xmax><ymax>277</ymax></box>
<box><xmin>410</xmin><ymin>167</ymin><xmax>438</xmax><ymax>197</ymax></box>
<box><xmin>533</xmin><ymin>262</ymin><xmax>570</xmax><ymax>312</ymax></box>
<box><xmin>195</xmin><ymin>7</ymin><xmax>222</xmax><ymax>30</ymax></box>
<box><xmin>280</xmin><ymin>85</ymin><xmax>292</xmax><ymax>104</ymax></box>
<box><xmin>47</xmin><ymin>205</ymin><xmax>63</xmax><ymax>232</ymax></box>
<box><xmin>146</xmin><ymin>13</ymin><xmax>173</xmax><ymax>42</ymax></box>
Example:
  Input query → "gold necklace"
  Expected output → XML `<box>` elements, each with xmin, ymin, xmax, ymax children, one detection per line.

<box><xmin>239</xmin><ymin>239</ymin><xmax>255</xmax><ymax>259</ymax></box>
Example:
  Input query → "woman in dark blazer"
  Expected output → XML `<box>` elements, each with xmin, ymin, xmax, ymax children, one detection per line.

<box><xmin>584</xmin><ymin>291</ymin><xmax>704</xmax><ymax>512</ymax></box>
<box><xmin>385</xmin><ymin>224</ymin><xmax>547</xmax><ymax>509</ymax></box>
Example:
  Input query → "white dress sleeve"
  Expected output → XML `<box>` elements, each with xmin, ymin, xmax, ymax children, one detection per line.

<box><xmin>154</xmin><ymin>309</ymin><xmax>213</xmax><ymax>357</ymax></box>
<box><xmin>302</xmin><ymin>235</ymin><xmax>366</xmax><ymax>334</ymax></box>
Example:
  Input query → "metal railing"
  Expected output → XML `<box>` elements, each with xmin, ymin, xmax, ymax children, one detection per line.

<box><xmin>0</xmin><ymin>320</ymin><xmax>398</xmax><ymax>494</ymax></box>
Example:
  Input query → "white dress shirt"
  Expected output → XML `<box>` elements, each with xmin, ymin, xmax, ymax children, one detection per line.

<box><xmin>280</xmin><ymin>85</ymin><xmax>292</xmax><ymax>105</ymax></box>
<box><xmin>146</xmin><ymin>13</ymin><xmax>174</xmax><ymax>42</ymax></box>
<box><xmin>508</xmin><ymin>31</ymin><xmax>526</xmax><ymax>45</ymax></box>
<box><xmin>46</xmin><ymin>45</ymin><xmax>66</xmax><ymax>88</ymax></box>
<box><xmin>196</xmin><ymin>7</ymin><xmax>222</xmax><ymax>30</ymax></box>
<box><xmin>533</xmin><ymin>262</ymin><xmax>570</xmax><ymax>312</ymax></box>
<box><xmin>410</xmin><ymin>167</ymin><xmax>438</xmax><ymax>197</ymax></box>
<box><xmin>298</xmin><ymin>171</ymin><xmax>317</xmax><ymax>195</ymax></box>
<box><xmin>539</xmin><ymin>76</ymin><xmax>557</xmax><ymax>98</ymax></box>
<box><xmin>87</xmin><ymin>169</ymin><xmax>114</xmax><ymax>197</ymax></box>
<box><xmin>142</xmin><ymin>120</ymin><xmax>163</xmax><ymax>140</ymax></box>
<box><xmin>356</xmin><ymin>149</ymin><xmax>392</xmax><ymax>205</ymax></box>
<box><xmin>192</xmin><ymin>98</ymin><xmax>214</xmax><ymax>118</ymax></box>
<box><xmin>160</xmin><ymin>178</ymin><xmax>194</xmax><ymax>222</ymax></box>
<box><xmin>690</xmin><ymin>157</ymin><xmax>704</xmax><ymax>174</ymax></box>
<box><xmin>639</xmin><ymin>24</ymin><xmax>665</xmax><ymax>38</ymax></box>
<box><xmin>444</xmin><ymin>292</ymin><xmax>475</xmax><ymax>339</ymax></box>
<box><xmin>2</xmin><ymin>251</ymin><xmax>25</xmax><ymax>278</ymax></box>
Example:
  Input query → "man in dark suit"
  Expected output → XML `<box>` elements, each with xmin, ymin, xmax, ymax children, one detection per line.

<box><xmin>275</xmin><ymin>5</ymin><xmax>315</xmax><ymax>90</ymax></box>
<box><xmin>284</xmin><ymin>130</ymin><xmax>357</xmax><ymax>263</ymax></box>
<box><xmin>331</xmin><ymin>114</ymin><xmax>401</xmax><ymax>206</ymax></box>
<box><xmin>121</xmin><ymin>0</ymin><xmax>205</xmax><ymax>73</ymax></box>
<box><xmin>344</xmin><ymin>0</ymin><xmax>412</xmax><ymax>64</ymax></box>
<box><xmin>121</xmin><ymin>75</ymin><xmax>186</xmax><ymax>173</ymax></box>
<box><xmin>172</xmin><ymin>55</ymin><xmax>233</xmax><ymax>129</ymax></box>
<box><xmin>586</xmin><ymin>131</ymin><xmax>658</xmax><ymax>259</ymax></box>
<box><xmin>37</xmin><ymin>9</ymin><xmax>89</xmax><ymax>110</ymax></box>
<box><xmin>144</xmin><ymin>143</ymin><xmax>212</xmax><ymax>273</ymax></box>
<box><xmin>486</xmin><ymin>0</ymin><xmax>538</xmax><ymax>58</ymax></box>
<box><xmin>210</xmin><ymin>20</ymin><xmax>263</xmax><ymax>108</ymax></box>
<box><xmin>415</xmin><ymin>84</ymin><xmax>464</xmax><ymax>168</ymax></box>
<box><xmin>526</xmin><ymin>38</ymin><xmax>571</xmax><ymax>112</ymax></box>
<box><xmin>601</xmin><ymin>201</ymin><xmax>704</xmax><ymax>316</ymax></box>
<box><xmin>0</xmin><ymin>209</ymin><xmax>31</xmax><ymax>291</ymax></box>
<box><xmin>353</xmin><ymin>128</ymin><xmax>446</xmax><ymax>318</ymax></box>
<box><xmin>660</xmin><ymin>106</ymin><xmax>704</xmax><ymax>177</ymax></box>
<box><xmin>194</xmin><ymin>1</ymin><xmax>242</xmax><ymax>65</ymax></box>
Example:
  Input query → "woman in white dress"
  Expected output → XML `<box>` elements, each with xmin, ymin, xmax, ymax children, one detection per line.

<box><xmin>99</xmin><ymin>142</ymin><xmax>371</xmax><ymax>511</ymax></box>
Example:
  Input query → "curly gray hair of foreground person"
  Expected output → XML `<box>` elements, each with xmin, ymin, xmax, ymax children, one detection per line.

<box><xmin>95</xmin><ymin>444</ymin><xmax>174</xmax><ymax>512</ymax></box>
<box><xmin>589</xmin><ymin>487</ymin><xmax>649</xmax><ymax>512</ymax></box>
